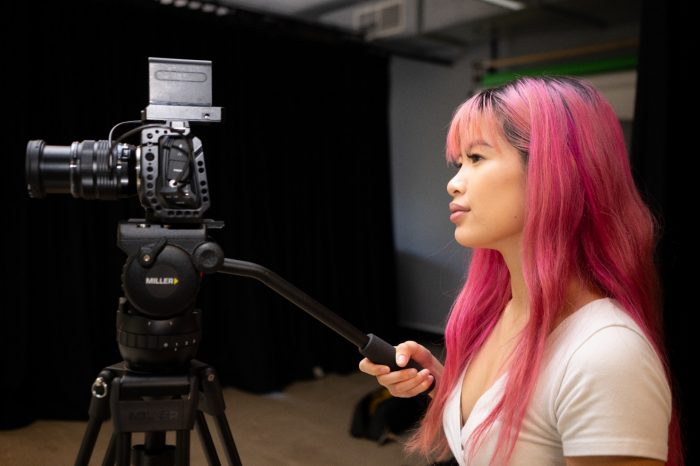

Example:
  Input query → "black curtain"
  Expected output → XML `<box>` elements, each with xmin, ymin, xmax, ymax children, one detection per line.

<box><xmin>632</xmin><ymin>1</ymin><xmax>695</xmax><ymax>464</ymax></box>
<box><xmin>3</xmin><ymin>0</ymin><xmax>397</xmax><ymax>427</ymax></box>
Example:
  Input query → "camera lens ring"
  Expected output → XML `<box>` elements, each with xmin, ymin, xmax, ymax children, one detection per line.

<box><xmin>26</xmin><ymin>140</ymin><xmax>46</xmax><ymax>198</ymax></box>
<box><xmin>74</xmin><ymin>140</ymin><xmax>113</xmax><ymax>199</ymax></box>
<box><xmin>68</xmin><ymin>141</ymin><xmax>79</xmax><ymax>198</ymax></box>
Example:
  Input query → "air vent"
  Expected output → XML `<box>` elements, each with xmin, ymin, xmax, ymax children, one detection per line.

<box><xmin>353</xmin><ymin>0</ymin><xmax>407</xmax><ymax>40</ymax></box>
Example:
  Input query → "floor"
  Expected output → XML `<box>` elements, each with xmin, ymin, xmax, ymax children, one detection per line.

<box><xmin>0</xmin><ymin>371</ymin><xmax>427</xmax><ymax>466</ymax></box>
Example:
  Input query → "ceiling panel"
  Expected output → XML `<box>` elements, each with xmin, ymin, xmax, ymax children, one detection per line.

<box><xmin>195</xmin><ymin>0</ymin><xmax>642</xmax><ymax>64</ymax></box>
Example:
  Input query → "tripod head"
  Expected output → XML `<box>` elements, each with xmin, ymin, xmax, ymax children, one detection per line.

<box><xmin>25</xmin><ymin>57</ymin><xmax>225</xmax><ymax>373</ymax></box>
<box><xmin>116</xmin><ymin>221</ymin><xmax>225</xmax><ymax>372</ymax></box>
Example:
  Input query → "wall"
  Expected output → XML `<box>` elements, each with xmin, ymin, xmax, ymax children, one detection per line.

<box><xmin>389</xmin><ymin>48</ymin><xmax>484</xmax><ymax>333</ymax></box>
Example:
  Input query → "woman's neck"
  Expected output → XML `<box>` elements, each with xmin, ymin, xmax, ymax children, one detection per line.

<box><xmin>500</xmin><ymin>244</ymin><xmax>528</xmax><ymax>320</ymax></box>
<box><xmin>499</xmin><ymin>245</ymin><xmax>604</xmax><ymax>327</ymax></box>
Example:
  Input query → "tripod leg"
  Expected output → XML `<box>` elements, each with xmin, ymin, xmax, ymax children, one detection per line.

<box><xmin>195</xmin><ymin>411</ymin><xmax>222</xmax><ymax>466</ymax></box>
<box><xmin>211</xmin><ymin>414</ymin><xmax>242</xmax><ymax>466</ymax></box>
<box><xmin>115</xmin><ymin>432</ymin><xmax>131</xmax><ymax>466</ymax></box>
<box><xmin>198</xmin><ymin>366</ymin><xmax>242</xmax><ymax>466</ymax></box>
<box><xmin>176</xmin><ymin>430</ymin><xmax>191</xmax><ymax>466</ymax></box>
<box><xmin>101</xmin><ymin>433</ymin><xmax>117</xmax><ymax>466</ymax></box>
<box><xmin>75</xmin><ymin>372</ymin><xmax>114</xmax><ymax>466</ymax></box>
<box><xmin>75</xmin><ymin>415</ymin><xmax>106</xmax><ymax>466</ymax></box>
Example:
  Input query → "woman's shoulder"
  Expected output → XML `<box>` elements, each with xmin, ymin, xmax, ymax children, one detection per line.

<box><xmin>548</xmin><ymin>300</ymin><xmax>672</xmax><ymax>460</ymax></box>
<box><xmin>548</xmin><ymin>297</ymin><xmax>647</xmax><ymax>350</ymax></box>
<box><xmin>538</xmin><ymin>298</ymin><xmax>671</xmax><ymax>444</ymax></box>
<box><xmin>542</xmin><ymin>297</ymin><xmax>664</xmax><ymax>385</ymax></box>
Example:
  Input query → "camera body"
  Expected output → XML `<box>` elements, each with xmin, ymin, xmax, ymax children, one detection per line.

<box><xmin>26</xmin><ymin>57</ymin><xmax>222</xmax><ymax>223</ymax></box>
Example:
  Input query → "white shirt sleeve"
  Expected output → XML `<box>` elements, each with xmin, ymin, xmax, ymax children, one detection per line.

<box><xmin>554</xmin><ymin>325</ymin><xmax>671</xmax><ymax>460</ymax></box>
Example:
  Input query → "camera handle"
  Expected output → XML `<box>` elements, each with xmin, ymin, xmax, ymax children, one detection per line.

<box><xmin>217</xmin><ymin>258</ymin><xmax>426</xmax><ymax>373</ymax></box>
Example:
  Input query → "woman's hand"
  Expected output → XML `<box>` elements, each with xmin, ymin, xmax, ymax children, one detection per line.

<box><xmin>359</xmin><ymin>340</ymin><xmax>444</xmax><ymax>398</ymax></box>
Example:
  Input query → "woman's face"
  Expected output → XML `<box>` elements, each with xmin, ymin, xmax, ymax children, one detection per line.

<box><xmin>446</xmin><ymin>128</ymin><xmax>526</xmax><ymax>253</ymax></box>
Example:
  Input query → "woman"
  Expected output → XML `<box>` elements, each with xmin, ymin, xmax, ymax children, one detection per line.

<box><xmin>359</xmin><ymin>76</ymin><xmax>682</xmax><ymax>466</ymax></box>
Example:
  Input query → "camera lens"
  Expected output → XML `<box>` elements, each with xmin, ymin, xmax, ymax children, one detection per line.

<box><xmin>26</xmin><ymin>139</ymin><xmax>134</xmax><ymax>200</ymax></box>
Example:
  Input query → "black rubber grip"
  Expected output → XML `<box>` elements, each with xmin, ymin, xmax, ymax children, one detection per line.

<box><xmin>359</xmin><ymin>333</ymin><xmax>425</xmax><ymax>372</ymax></box>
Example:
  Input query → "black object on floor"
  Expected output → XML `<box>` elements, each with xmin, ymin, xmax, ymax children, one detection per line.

<box><xmin>350</xmin><ymin>386</ymin><xmax>430</xmax><ymax>445</ymax></box>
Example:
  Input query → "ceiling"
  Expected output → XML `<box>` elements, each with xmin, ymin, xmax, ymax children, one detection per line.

<box><xmin>177</xmin><ymin>0</ymin><xmax>643</xmax><ymax>65</ymax></box>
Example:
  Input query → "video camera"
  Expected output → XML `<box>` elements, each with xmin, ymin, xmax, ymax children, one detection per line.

<box><xmin>25</xmin><ymin>57</ymin><xmax>222</xmax><ymax>223</ymax></box>
<box><xmin>25</xmin><ymin>57</ymin><xmax>226</xmax><ymax>373</ymax></box>
<box><xmin>24</xmin><ymin>57</ymin><xmax>422</xmax><ymax>466</ymax></box>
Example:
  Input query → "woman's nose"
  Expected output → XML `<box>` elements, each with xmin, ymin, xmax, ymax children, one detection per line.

<box><xmin>447</xmin><ymin>168</ymin><xmax>465</xmax><ymax>197</ymax></box>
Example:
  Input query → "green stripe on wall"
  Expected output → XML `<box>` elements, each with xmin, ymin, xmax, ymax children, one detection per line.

<box><xmin>481</xmin><ymin>56</ymin><xmax>637</xmax><ymax>87</ymax></box>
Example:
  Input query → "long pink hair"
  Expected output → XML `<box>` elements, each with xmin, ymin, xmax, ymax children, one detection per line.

<box><xmin>409</xmin><ymin>76</ymin><xmax>683</xmax><ymax>465</ymax></box>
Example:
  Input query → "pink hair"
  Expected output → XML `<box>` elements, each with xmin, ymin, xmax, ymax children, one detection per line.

<box><xmin>408</xmin><ymin>76</ymin><xmax>683</xmax><ymax>465</ymax></box>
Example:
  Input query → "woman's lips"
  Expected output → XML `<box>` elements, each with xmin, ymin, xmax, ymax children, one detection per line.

<box><xmin>449</xmin><ymin>203</ymin><xmax>470</xmax><ymax>222</ymax></box>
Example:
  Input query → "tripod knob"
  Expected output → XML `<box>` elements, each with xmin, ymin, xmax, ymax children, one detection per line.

<box><xmin>193</xmin><ymin>241</ymin><xmax>224</xmax><ymax>273</ymax></box>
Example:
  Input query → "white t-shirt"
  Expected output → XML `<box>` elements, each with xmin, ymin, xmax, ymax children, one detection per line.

<box><xmin>442</xmin><ymin>298</ymin><xmax>671</xmax><ymax>466</ymax></box>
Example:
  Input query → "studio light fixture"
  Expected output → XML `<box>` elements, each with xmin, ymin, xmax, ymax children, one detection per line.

<box><xmin>156</xmin><ymin>0</ymin><xmax>228</xmax><ymax>15</ymax></box>
<box><xmin>478</xmin><ymin>0</ymin><xmax>526</xmax><ymax>11</ymax></box>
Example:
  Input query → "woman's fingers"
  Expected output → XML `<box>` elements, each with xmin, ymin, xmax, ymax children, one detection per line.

<box><xmin>360</xmin><ymin>341</ymin><xmax>439</xmax><ymax>398</ymax></box>
<box><xmin>395</xmin><ymin>340</ymin><xmax>431</xmax><ymax>368</ymax></box>
<box><xmin>380</xmin><ymin>368</ymin><xmax>434</xmax><ymax>398</ymax></box>
<box><xmin>358</xmin><ymin>357</ymin><xmax>390</xmax><ymax>376</ymax></box>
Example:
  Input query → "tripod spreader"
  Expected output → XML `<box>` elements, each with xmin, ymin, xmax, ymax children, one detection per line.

<box><xmin>218</xmin><ymin>258</ymin><xmax>425</xmax><ymax>373</ymax></box>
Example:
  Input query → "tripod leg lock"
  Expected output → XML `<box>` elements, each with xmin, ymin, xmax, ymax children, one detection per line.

<box><xmin>92</xmin><ymin>377</ymin><xmax>110</xmax><ymax>399</ymax></box>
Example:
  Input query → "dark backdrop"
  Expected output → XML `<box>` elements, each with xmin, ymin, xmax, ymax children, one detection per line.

<box><xmin>2</xmin><ymin>0</ymin><xmax>398</xmax><ymax>427</ymax></box>
<box><xmin>632</xmin><ymin>1</ymin><xmax>695</xmax><ymax>464</ymax></box>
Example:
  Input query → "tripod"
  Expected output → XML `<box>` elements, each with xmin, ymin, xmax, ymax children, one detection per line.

<box><xmin>72</xmin><ymin>221</ymin><xmax>425</xmax><ymax>466</ymax></box>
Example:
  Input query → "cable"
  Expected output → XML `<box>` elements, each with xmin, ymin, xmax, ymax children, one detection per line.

<box><xmin>107</xmin><ymin>121</ymin><xmax>186</xmax><ymax>158</ymax></box>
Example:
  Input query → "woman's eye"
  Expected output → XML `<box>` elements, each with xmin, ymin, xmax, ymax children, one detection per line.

<box><xmin>467</xmin><ymin>154</ymin><xmax>483</xmax><ymax>163</ymax></box>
